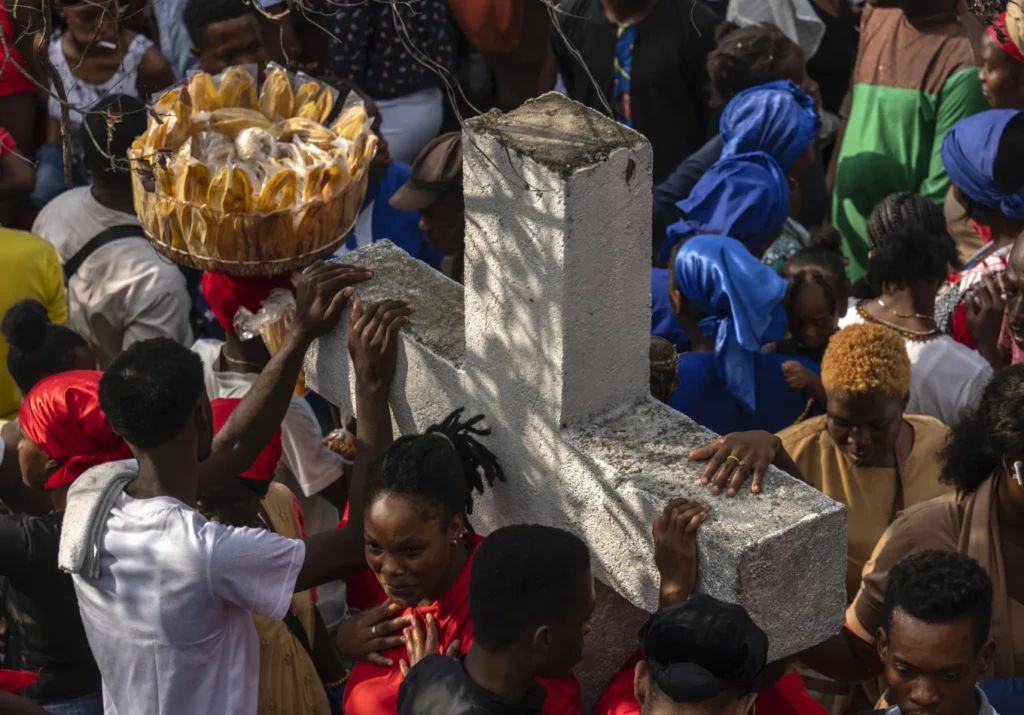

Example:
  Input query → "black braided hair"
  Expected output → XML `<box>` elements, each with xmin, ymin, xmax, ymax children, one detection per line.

<box><xmin>707</xmin><ymin>22</ymin><xmax>794</xmax><ymax>107</ymax></box>
<box><xmin>367</xmin><ymin>409</ymin><xmax>505</xmax><ymax>531</ymax></box>
<box><xmin>865</xmin><ymin>192</ymin><xmax>960</xmax><ymax>291</ymax></box>
<box><xmin>866</xmin><ymin>192</ymin><xmax>948</xmax><ymax>250</ymax></box>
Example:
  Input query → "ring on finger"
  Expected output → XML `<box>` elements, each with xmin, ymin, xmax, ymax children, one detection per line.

<box><xmin>1002</xmin><ymin>293</ymin><xmax>1009</xmax><ymax>301</ymax></box>
<box><xmin>371</xmin><ymin>624</ymin><xmax>377</xmax><ymax>637</ymax></box>
<box><xmin>726</xmin><ymin>455</ymin><xmax>746</xmax><ymax>467</ymax></box>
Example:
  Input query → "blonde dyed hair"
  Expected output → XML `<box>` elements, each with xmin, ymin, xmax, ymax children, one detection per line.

<box><xmin>821</xmin><ymin>323</ymin><xmax>911</xmax><ymax>399</ymax></box>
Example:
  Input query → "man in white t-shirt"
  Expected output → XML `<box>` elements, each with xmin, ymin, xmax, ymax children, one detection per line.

<box><xmin>196</xmin><ymin>270</ymin><xmax>350</xmax><ymax>627</ymax></box>
<box><xmin>67</xmin><ymin>263</ymin><xmax>414</xmax><ymax>715</ymax></box>
<box><xmin>31</xmin><ymin>94</ymin><xmax>192</xmax><ymax>369</ymax></box>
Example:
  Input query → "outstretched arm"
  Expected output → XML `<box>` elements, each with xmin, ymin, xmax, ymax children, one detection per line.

<box><xmin>198</xmin><ymin>262</ymin><xmax>371</xmax><ymax>489</ymax></box>
<box><xmin>294</xmin><ymin>299</ymin><xmax>414</xmax><ymax>592</ymax></box>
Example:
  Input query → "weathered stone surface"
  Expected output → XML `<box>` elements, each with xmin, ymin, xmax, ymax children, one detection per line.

<box><xmin>307</xmin><ymin>94</ymin><xmax>847</xmax><ymax>703</ymax></box>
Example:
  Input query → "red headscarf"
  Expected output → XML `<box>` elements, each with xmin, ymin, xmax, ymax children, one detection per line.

<box><xmin>0</xmin><ymin>669</ymin><xmax>39</xmax><ymax>693</ymax></box>
<box><xmin>209</xmin><ymin>398</ymin><xmax>282</xmax><ymax>480</ymax></box>
<box><xmin>18</xmin><ymin>371</ymin><xmax>133</xmax><ymax>490</ymax></box>
<box><xmin>990</xmin><ymin>11</ymin><xmax>1024</xmax><ymax>64</ymax></box>
<box><xmin>201</xmin><ymin>272</ymin><xmax>295</xmax><ymax>333</ymax></box>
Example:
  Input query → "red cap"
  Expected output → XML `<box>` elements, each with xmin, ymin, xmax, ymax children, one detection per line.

<box><xmin>201</xmin><ymin>272</ymin><xmax>295</xmax><ymax>333</ymax></box>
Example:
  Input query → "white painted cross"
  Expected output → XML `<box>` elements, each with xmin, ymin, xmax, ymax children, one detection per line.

<box><xmin>306</xmin><ymin>94</ymin><xmax>846</xmax><ymax>697</ymax></box>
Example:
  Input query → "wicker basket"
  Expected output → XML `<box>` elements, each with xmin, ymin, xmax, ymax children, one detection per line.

<box><xmin>131</xmin><ymin>151</ymin><xmax>369</xmax><ymax>276</ymax></box>
<box><xmin>129</xmin><ymin>66</ymin><xmax>375</xmax><ymax>277</ymax></box>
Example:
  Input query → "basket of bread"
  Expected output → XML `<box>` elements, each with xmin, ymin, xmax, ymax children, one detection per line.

<box><xmin>130</xmin><ymin>65</ymin><xmax>376</xmax><ymax>276</ymax></box>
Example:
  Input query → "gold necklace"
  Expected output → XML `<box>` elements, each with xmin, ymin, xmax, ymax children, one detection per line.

<box><xmin>876</xmin><ymin>298</ymin><xmax>935</xmax><ymax>323</ymax></box>
<box><xmin>220</xmin><ymin>350</ymin><xmax>263</xmax><ymax>370</ymax></box>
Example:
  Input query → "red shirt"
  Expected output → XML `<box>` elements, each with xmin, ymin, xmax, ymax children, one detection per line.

<box><xmin>342</xmin><ymin>534</ymin><xmax>583</xmax><ymax>714</ymax></box>
<box><xmin>0</xmin><ymin>5</ymin><xmax>35</xmax><ymax>97</ymax></box>
<box><xmin>593</xmin><ymin>652</ymin><xmax>827</xmax><ymax>715</ymax></box>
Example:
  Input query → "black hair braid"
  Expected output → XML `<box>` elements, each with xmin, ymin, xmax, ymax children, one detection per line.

<box><xmin>866</xmin><ymin>192</ymin><xmax>948</xmax><ymax>250</ymax></box>
<box><xmin>707</xmin><ymin>22</ymin><xmax>793</xmax><ymax>107</ymax></box>
<box><xmin>425</xmin><ymin>408</ymin><xmax>505</xmax><ymax>517</ymax></box>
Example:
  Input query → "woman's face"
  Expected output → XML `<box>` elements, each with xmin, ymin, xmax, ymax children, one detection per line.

<box><xmin>62</xmin><ymin>0</ymin><xmax>121</xmax><ymax>51</ymax></box>
<box><xmin>980</xmin><ymin>33</ymin><xmax>1024</xmax><ymax>110</ymax></box>
<box><xmin>364</xmin><ymin>494</ymin><xmax>461</xmax><ymax>608</ymax></box>
<box><xmin>826</xmin><ymin>390</ymin><xmax>905</xmax><ymax>467</ymax></box>
<box><xmin>17</xmin><ymin>435</ymin><xmax>57</xmax><ymax>490</ymax></box>
<box><xmin>789</xmin><ymin>279</ymin><xmax>839</xmax><ymax>350</ymax></box>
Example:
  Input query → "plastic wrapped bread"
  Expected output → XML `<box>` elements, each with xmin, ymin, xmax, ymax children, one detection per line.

<box><xmin>130</xmin><ymin>64</ymin><xmax>375</xmax><ymax>276</ymax></box>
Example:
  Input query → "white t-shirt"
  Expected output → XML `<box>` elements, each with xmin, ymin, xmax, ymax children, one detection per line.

<box><xmin>839</xmin><ymin>301</ymin><xmax>993</xmax><ymax>427</ymax></box>
<box><xmin>72</xmin><ymin>491</ymin><xmax>305</xmax><ymax>715</ymax></box>
<box><xmin>192</xmin><ymin>338</ymin><xmax>349</xmax><ymax>627</ymax></box>
<box><xmin>31</xmin><ymin>187</ymin><xmax>193</xmax><ymax>368</ymax></box>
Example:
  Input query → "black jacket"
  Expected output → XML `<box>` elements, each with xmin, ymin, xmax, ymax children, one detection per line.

<box><xmin>398</xmin><ymin>655</ymin><xmax>548</xmax><ymax>715</ymax></box>
<box><xmin>552</xmin><ymin>0</ymin><xmax>720</xmax><ymax>184</ymax></box>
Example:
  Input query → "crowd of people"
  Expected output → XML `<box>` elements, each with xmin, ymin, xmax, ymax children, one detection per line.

<box><xmin>0</xmin><ymin>0</ymin><xmax>1023</xmax><ymax>714</ymax></box>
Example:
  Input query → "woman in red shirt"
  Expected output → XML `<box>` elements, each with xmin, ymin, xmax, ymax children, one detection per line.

<box><xmin>338</xmin><ymin>410</ymin><xmax>584</xmax><ymax>714</ymax></box>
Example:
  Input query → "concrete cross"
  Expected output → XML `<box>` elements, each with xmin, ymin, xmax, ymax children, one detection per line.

<box><xmin>306</xmin><ymin>94</ymin><xmax>847</xmax><ymax>701</ymax></box>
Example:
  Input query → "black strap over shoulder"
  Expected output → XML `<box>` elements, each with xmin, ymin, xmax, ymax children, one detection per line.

<box><xmin>281</xmin><ymin>607</ymin><xmax>314</xmax><ymax>657</ymax></box>
<box><xmin>64</xmin><ymin>224</ymin><xmax>147</xmax><ymax>283</ymax></box>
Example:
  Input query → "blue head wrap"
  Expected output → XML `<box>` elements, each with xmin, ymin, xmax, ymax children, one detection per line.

<box><xmin>942</xmin><ymin>109</ymin><xmax>1024</xmax><ymax>221</ymax></box>
<box><xmin>661</xmin><ymin>152</ymin><xmax>790</xmax><ymax>262</ymax></box>
<box><xmin>720</xmin><ymin>80</ymin><xmax>821</xmax><ymax>171</ymax></box>
<box><xmin>673</xmin><ymin>235</ymin><xmax>788</xmax><ymax>414</ymax></box>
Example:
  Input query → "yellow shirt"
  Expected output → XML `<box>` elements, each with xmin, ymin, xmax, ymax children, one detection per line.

<box><xmin>777</xmin><ymin>414</ymin><xmax>952</xmax><ymax>600</ymax></box>
<box><xmin>0</xmin><ymin>228</ymin><xmax>67</xmax><ymax>420</ymax></box>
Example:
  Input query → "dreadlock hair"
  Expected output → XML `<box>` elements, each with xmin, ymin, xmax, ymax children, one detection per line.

<box><xmin>940</xmin><ymin>364</ymin><xmax>1024</xmax><ymax>494</ymax></box>
<box><xmin>707</xmin><ymin>22</ymin><xmax>795</xmax><ymax>107</ymax></box>
<box><xmin>366</xmin><ymin>408</ymin><xmax>505</xmax><ymax>532</ymax></box>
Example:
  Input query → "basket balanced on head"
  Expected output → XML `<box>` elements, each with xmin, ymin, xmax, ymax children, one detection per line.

<box><xmin>129</xmin><ymin>66</ymin><xmax>377</xmax><ymax>276</ymax></box>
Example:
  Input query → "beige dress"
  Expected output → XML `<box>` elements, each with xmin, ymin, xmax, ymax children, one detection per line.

<box><xmin>253</xmin><ymin>483</ymin><xmax>330</xmax><ymax>715</ymax></box>
<box><xmin>777</xmin><ymin>415</ymin><xmax>953</xmax><ymax>714</ymax></box>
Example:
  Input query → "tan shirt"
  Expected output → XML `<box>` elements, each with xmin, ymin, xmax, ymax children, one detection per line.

<box><xmin>778</xmin><ymin>414</ymin><xmax>953</xmax><ymax>599</ymax></box>
<box><xmin>848</xmin><ymin>474</ymin><xmax>1021</xmax><ymax>677</ymax></box>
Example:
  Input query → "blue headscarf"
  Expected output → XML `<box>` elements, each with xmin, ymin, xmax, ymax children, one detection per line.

<box><xmin>661</xmin><ymin>152</ymin><xmax>790</xmax><ymax>262</ymax></box>
<box><xmin>720</xmin><ymin>81</ymin><xmax>821</xmax><ymax>171</ymax></box>
<box><xmin>673</xmin><ymin>235</ymin><xmax>788</xmax><ymax>414</ymax></box>
<box><xmin>942</xmin><ymin>109</ymin><xmax>1024</xmax><ymax>220</ymax></box>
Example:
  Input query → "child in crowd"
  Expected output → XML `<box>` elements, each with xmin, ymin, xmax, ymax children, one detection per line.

<box><xmin>773</xmin><ymin>229</ymin><xmax>850</xmax><ymax>409</ymax></box>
